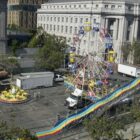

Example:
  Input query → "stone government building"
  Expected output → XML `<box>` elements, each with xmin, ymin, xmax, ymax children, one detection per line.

<box><xmin>37</xmin><ymin>0</ymin><xmax>140</xmax><ymax>63</ymax></box>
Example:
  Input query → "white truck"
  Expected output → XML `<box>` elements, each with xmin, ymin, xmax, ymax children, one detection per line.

<box><xmin>16</xmin><ymin>72</ymin><xmax>54</xmax><ymax>89</ymax></box>
<box><xmin>65</xmin><ymin>88</ymin><xmax>83</xmax><ymax>108</ymax></box>
<box><xmin>118</xmin><ymin>64</ymin><xmax>140</xmax><ymax>77</ymax></box>
<box><xmin>65</xmin><ymin>88</ymin><xmax>92</xmax><ymax>109</ymax></box>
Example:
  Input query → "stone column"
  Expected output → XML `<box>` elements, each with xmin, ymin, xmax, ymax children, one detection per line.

<box><xmin>123</xmin><ymin>17</ymin><xmax>128</xmax><ymax>41</ymax></box>
<box><xmin>100</xmin><ymin>16</ymin><xmax>105</xmax><ymax>29</ymax></box>
<box><xmin>0</xmin><ymin>0</ymin><xmax>7</xmax><ymax>54</ymax></box>
<box><xmin>134</xmin><ymin>18</ymin><xmax>139</xmax><ymax>40</ymax></box>
<box><xmin>105</xmin><ymin>18</ymin><xmax>109</xmax><ymax>29</ymax></box>
<box><xmin>113</xmin><ymin>18</ymin><xmax>119</xmax><ymax>40</ymax></box>
<box><xmin>118</xmin><ymin>18</ymin><xmax>122</xmax><ymax>40</ymax></box>
<box><xmin>117</xmin><ymin>17</ymin><xmax>126</xmax><ymax>63</ymax></box>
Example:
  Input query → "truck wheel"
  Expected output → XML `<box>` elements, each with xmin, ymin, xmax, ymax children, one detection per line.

<box><xmin>73</xmin><ymin>105</ymin><xmax>77</xmax><ymax>110</ymax></box>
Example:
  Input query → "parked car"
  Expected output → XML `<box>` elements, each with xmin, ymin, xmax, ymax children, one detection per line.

<box><xmin>54</xmin><ymin>74</ymin><xmax>64</xmax><ymax>82</ymax></box>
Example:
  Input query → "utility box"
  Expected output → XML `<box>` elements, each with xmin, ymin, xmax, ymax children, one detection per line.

<box><xmin>16</xmin><ymin>72</ymin><xmax>54</xmax><ymax>89</ymax></box>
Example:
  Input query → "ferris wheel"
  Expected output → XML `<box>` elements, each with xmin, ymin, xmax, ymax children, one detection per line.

<box><xmin>68</xmin><ymin>21</ymin><xmax>115</xmax><ymax>67</ymax></box>
<box><xmin>65</xmin><ymin>21</ymin><xmax>117</xmax><ymax>99</ymax></box>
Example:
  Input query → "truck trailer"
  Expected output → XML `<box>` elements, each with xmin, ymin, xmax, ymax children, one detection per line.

<box><xmin>118</xmin><ymin>64</ymin><xmax>140</xmax><ymax>77</ymax></box>
<box><xmin>16</xmin><ymin>72</ymin><xmax>54</xmax><ymax>89</ymax></box>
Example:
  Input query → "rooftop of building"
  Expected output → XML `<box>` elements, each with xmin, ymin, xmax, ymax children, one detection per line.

<box><xmin>48</xmin><ymin>0</ymin><xmax>140</xmax><ymax>3</ymax></box>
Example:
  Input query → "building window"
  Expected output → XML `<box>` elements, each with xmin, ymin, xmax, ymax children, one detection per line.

<box><xmin>50</xmin><ymin>25</ymin><xmax>52</xmax><ymax>31</ymax></box>
<box><xmin>70</xmin><ymin>26</ymin><xmax>72</xmax><ymax>34</ymax></box>
<box><xmin>128</xmin><ymin>5</ymin><xmax>133</xmax><ymax>11</ymax></box>
<box><xmin>118</xmin><ymin>5</ymin><xmax>122</xmax><ymax>8</ymax></box>
<box><xmin>70</xmin><ymin>17</ymin><xmax>73</xmax><ymax>23</ymax></box>
<box><xmin>61</xmin><ymin>26</ymin><xmax>63</xmax><ymax>33</ymax></box>
<box><xmin>58</xmin><ymin>17</ymin><xmax>60</xmax><ymax>22</ymax></box>
<box><xmin>85</xmin><ymin>18</ymin><xmax>88</xmax><ymax>22</ymax></box>
<box><xmin>68</xmin><ymin>38</ymin><xmax>71</xmax><ymax>42</ymax></box>
<box><xmin>57</xmin><ymin>25</ymin><xmax>59</xmax><ymax>32</ymax></box>
<box><xmin>47</xmin><ymin>24</ymin><xmax>48</xmax><ymax>30</ymax></box>
<box><xmin>111</xmin><ymin>5</ymin><xmax>115</xmax><ymax>9</ymax></box>
<box><xmin>54</xmin><ymin>17</ymin><xmax>56</xmax><ymax>21</ymax></box>
<box><xmin>105</xmin><ymin>5</ymin><xmax>108</xmax><ymax>8</ymax></box>
<box><xmin>74</xmin><ymin>27</ymin><xmax>78</xmax><ymax>34</ymax></box>
<box><xmin>80</xmin><ymin>18</ymin><xmax>83</xmax><ymax>23</ymax></box>
<box><xmin>65</xmin><ymin>26</ymin><xmax>68</xmax><ymax>33</ymax></box>
<box><xmin>75</xmin><ymin>18</ymin><xmax>78</xmax><ymax>23</ymax></box>
<box><xmin>79</xmin><ymin>5</ymin><xmax>81</xmax><ymax>8</ymax></box>
<box><xmin>74</xmin><ymin>5</ymin><xmax>76</xmax><ymax>8</ymax></box>
<box><xmin>93</xmin><ymin>18</ymin><xmax>96</xmax><ymax>23</ymax></box>
<box><xmin>62</xmin><ymin>17</ymin><xmax>64</xmax><ymax>22</ymax></box>
<box><xmin>84</xmin><ymin>5</ymin><xmax>87</xmax><ymax>8</ymax></box>
<box><xmin>96</xmin><ymin>5</ymin><xmax>98</xmax><ymax>8</ymax></box>
<box><xmin>66</xmin><ymin>17</ymin><xmax>68</xmax><ymax>22</ymax></box>
<box><xmin>84</xmin><ymin>40</ymin><xmax>86</xmax><ymax>45</ymax></box>
<box><xmin>50</xmin><ymin>17</ymin><xmax>52</xmax><ymax>21</ymax></box>
<box><xmin>47</xmin><ymin>16</ymin><xmax>49</xmax><ymax>21</ymax></box>
<box><xmin>53</xmin><ymin>25</ymin><xmax>55</xmax><ymax>31</ymax></box>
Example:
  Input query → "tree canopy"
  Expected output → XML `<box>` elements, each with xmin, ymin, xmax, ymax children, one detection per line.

<box><xmin>84</xmin><ymin>115</ymin><xmax>125</xmax><ymax>140</ymax></box>
<box><xmin>121</xmin><ymin>41</ymin><xmax>140</xmax><ymax>64</ymax></box>
<box><xmin>0</xmin><ymin>121</ymin><xmax>37</xmax><ymax>140</ymax></box>
<box><xmin>84</xmin><ymin>98</ymin><xmax>140</xmax><ymax>140</ymax></box>
<box><xmin>30</xmin><ymin>27</ymin><xmax>67</xmax><ymax>70</ymax></box>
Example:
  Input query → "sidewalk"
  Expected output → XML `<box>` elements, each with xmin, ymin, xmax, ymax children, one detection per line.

<box><xmin>120</xmin><ymin>122</ymin><xmax>140</xmax><ymax>140</ymax></box>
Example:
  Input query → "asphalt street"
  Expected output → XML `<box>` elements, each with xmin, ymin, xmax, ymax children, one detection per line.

<box><xmin>0</xmin><ymin>74</ymin><xmax>138</xmax><ymax>140</ymax></box>
<box><xmin>0</xmin><ymin>83</ymin><xmax>68</xmax><ymax>134</ymax></box>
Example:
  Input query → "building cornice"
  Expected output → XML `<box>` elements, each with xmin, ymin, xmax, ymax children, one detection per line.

<box><xmin>37</xmin><ymin>10</ymin><xmax>140</xmax><ymax>17</ymax></box>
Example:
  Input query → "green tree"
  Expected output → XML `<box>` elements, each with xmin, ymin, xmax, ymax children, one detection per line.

<box><xmin>20</xmin><ymin>42</ymin><xmax>28</xmax><ymax>48</ymax></box>
<box><xmin>121</xmin><ymin>41</ymin><xmax>140</xmax><ymax>64</ymax></box>
<box><xmin>127</xmin><ymin>100</ymin><xmax>140</xmax><ymax>140</ymax></box>
<box><xmin>28</xmin><ymin>26</ymin><xmax>46</xmax><ymax>48</ymax></box>
<box><xmin>121</xmin><ymin>42</ymin><xmax>132</xmax><ymax>63</ymax></box>
<box><xmin>0</xmin><ymin>121</ymin><xmax>37</xmax><ymax>140</ymax></box>
<box><xmin>28</xmin><ymin>27</ymin><xmax>66</xmax><ymax>70</ymax></box>
<box><xmin>28</xmin><ymin>36</ymin><xmax>39</xmax><ymax>48</ymax></box>
<box><xmin>84</xmin><ymin>114</ymin><xmax>125</xmax><ymax>140</ymax></box>
<box><xmin>8</xmin><ymin>24</ymin><xmax>19</xmax><ymax>31</ymax></box>
<box><xmin>11</xmin><ymin>40</ymin><xmax>19</xmax><ymax>56</ymax></box>
<box><xmin>132</xmin><ymin>41</ymin><xmax>140</xmax><ymax>64</ymax></box>
<box><xmin>4</xmin><ymin>57</ymin><xmax>20</xmax><ymax>80</ymax></box>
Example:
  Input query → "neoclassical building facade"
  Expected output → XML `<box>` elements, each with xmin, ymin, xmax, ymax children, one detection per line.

<box><xmin>37</xmin><ymin>0</ymin><xmax>140</xmax><ymax>63</ymax></box>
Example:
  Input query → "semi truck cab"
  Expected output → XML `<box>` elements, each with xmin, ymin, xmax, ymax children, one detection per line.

<box><xmin>65</xmin><ymin>88</ymin><xmax>83</xmax><ymax>108</ymax></box>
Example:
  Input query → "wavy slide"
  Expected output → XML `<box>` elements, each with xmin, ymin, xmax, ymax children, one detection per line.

<box><xmin>36</xmin><ymin>78</ymin><xmax>140</xmax><ymax>139</ymax></box>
